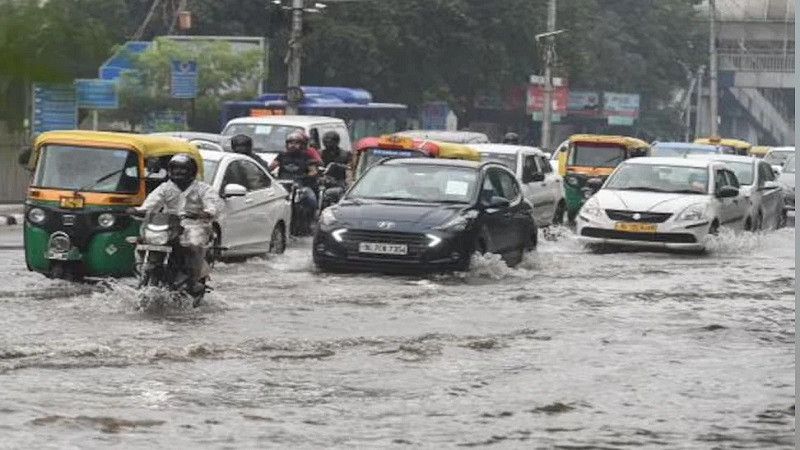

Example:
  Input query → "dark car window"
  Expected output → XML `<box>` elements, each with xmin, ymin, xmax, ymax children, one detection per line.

<box><xmin>484</xmin><ymin>168</ymin><xmax>520</xmax><ymax>203</ymax></box>
<box><xmin>714</xmin><ymin>169</ymin><xmax>728</xmax><ymax>191</ymax></box>
<box><xmin>538</xmin><ymin>155</ymin><xmax>553</xmax><ymax>173</ymax></box>
<box><xmin>724</xmin><ymin>169</ymin><xmax>740</xmax><ymax>189</ymax></box>
<box><xmin>759</xmin><ymin>162</ymin><xmax>776</xmax><ymax>183</ymax></box>
<box><xmin>522</xmin><ymin>155</ymin><xmax>538</xmax><ymax>179</ymax></box>
<box><xmin>222</xmin><ymin>161</ymin><xmax>248</xmax><ymax>189</ymax></box>
<box><xmin>240</xmin><ymin>160</ymin><xmax>271</xmax><ymax>191</ymax></box>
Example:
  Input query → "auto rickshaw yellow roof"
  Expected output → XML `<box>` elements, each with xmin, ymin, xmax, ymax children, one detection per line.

<box><xmin>694</xmin><ymin>136</ymin><xmax>752</xmax><ymax>149</ymax></box>
<box><xmin>568</xmin><ymin>134</ymin><xmax>650</xmax><ymax>149</ymax></box>
<box><xmin>31</xmin><ymin>130</ymin><xmax>203</xmax><ymax>172</ymax></box>
<box><xmin>749</xmin><ymin>145</ymin><xmax>771</xmax><ymax>156</ymax></box>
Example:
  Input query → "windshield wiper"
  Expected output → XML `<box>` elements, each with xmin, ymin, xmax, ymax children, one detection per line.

<box><xmin>666</xmin><ymin>189</ymin><xmax>706</xmax><ymax>195</ymax></box>
<box><xmin>76</xmin><ymin>168</ymin><xmax>126</xmax><ymax>193</ymax></box>
<box><xmin>616</xmin><ymin>186</ymin><xmax>667</xmax><ymax>192</ymax></box>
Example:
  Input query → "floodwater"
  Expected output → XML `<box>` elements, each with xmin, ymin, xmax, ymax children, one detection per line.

<box><xmin>0</xmin><ymin>226</ymin><xmax>794</xmax><ymax>449</ymax></box>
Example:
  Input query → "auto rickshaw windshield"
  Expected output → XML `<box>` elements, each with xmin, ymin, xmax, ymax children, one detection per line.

<box><xmin>33</xmin><ymin>145</ymin><xmax>140</xmax><ymax>193</ymax></box>
<box><xmin>569</xmin><ymin>144</ymin><xmax>626</xmax><ymax>167</ymax></box>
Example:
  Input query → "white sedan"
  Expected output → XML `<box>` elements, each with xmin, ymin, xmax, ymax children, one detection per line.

<box><xmin>200</xmin><ymin>150</ymin><xmax>292</xmax><ymax>257</ymax></box>
<box><xmin>576</xmin><ymin>157</ymin><xmax>749</xmax><ymax>252</ymax></box>
<box><xmin>688</xmin><ymin>154</ymin><xmax>786</xmax><ymax>230</ymax></box>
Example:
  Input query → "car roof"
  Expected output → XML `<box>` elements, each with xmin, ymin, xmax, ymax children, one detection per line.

<box><xmin>223</xmin><ymin>115</ymin><xmax>344</xmax><ymax>127</ymax></box>
<box><xmin>767</xmin><ymin>146</ymin><xmax>795</xmax><ymax>153</ymax></box>
<box><xmin>653</xmin><ymin>142</ymin><xmax>718</xmax><ymax>151</ymax></box>
<box><xmin>383</xmin><ymin>157</ymin><xmax>486</xmax><ymax>170</ymax></box>
<box><xmin>686</xmin><ymin>154</ymin><xmax>756</xmax><ymax>164</ymax></box>
<box><xmin>150</xmin><ymin>131</ymin><xmax>227</xmax><ymax>142</ymax></box>
<box><xmin>470</xmin><ymin>143</ymin><xmax>545</xmax><ymax>155</ymax></box>
<box><xmin>394</xmin><ymin>130</ymin><xmax>490</xmax><ymax>143</ymax></box>
<box><xmin>624</xmin><ymin>156</ymin><xmax>716</xmax><ymax>168</ymax></box>
<box><xmin>199</xmin><ymin>149</ymin><xmax>248</xmax><ymax>163</ymax></box>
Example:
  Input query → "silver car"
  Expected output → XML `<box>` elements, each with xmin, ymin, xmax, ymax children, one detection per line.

<box><xmin>778</xmin><ymin>154</ymin><xmax>795</xmax><ymax>213</ymax></box>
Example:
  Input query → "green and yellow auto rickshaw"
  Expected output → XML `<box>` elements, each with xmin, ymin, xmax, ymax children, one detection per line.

<box><xmin>557</xmin><ymin>134</ymin><xmax>650</xmax><ymax>221</ymax></box>
<box><xmin>24</xmin><ymin>131</ymin><xmax>203</xmax><ymax>280</ymax></box>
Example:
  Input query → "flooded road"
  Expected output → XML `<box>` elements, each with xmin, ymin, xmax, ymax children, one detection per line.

<box><xmin>0</xmin><ymin>225</ymin><xmax>794</xmax><ymax>448</ymax></box>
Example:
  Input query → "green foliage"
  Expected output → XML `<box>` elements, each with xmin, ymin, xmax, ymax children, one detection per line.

<box><xmin>106</xmin><ymin>37</ymin><xmax>264</xmax><ymax>131</ymax></box>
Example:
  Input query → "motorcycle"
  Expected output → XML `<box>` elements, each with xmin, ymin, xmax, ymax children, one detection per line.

<box><xmin>318</xmin><ymin>162</ymin><xmax>348</xmax><ymax>211</ymax></box>
<box><xmin>278</xmin><ymin>178</ymin><xmax>317</xmax><ymax>237</ymax></box>
<box><xmin>126</xmin><ymin>211</ymin><xmax>212</xmax><ymax>307</ymax></box>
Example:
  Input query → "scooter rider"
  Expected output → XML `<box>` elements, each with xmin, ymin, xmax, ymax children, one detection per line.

<box><xmin>320</xmin><ymin>130</ymin><xmax>351</xmax><ymax>185</ymax></box>
<box><xmin>230</xmin><ymin>133</ymin><xmax>271</xmax><ymax>172</ymax></box>
<box><xmin>127</xmin><ymin>153</ymin><xmax>222</xmax><ymax>295</ymax></box>
<box><xmin>268</xmin><ymin>130</ymin><xmax>321</xmax><ymax>215</ymax></box>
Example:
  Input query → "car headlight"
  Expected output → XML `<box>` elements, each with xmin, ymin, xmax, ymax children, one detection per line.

<box><xmin>27</xmin><ymin>207</ymin><xmax>46</xmax><ymax>224</ymax></box>
<box><xmin>97</xmin><ymin>213</ymin><xmax>116</xmax><ymax>228</ymax></box>
<box><xmin>580</xmin><ymin>199</ymin><xmax>603</xmax><ymax>218</ymax></box>
<box><xmin>319</xmin><ymin>208</ymin><xmax>338</xmax><ymax>226</ymax></box>
<box><xmin>143</xmin><ymin>229</ymin><xmax>169</xmax><ymax>245</ymax></box>
<box><xmin>565</xmin><ymin>175</ymin><xmax>580</xmax><ymax>187</ymax></box>
<box><xmin>676</xmin><ymin>203</ymin><xmax>708</xmax><ymax>222</ymax></box>
<box><xmin>434</xmin><ymin>211</ymin><xmax>477</xmax><ymax>232</ymax></box>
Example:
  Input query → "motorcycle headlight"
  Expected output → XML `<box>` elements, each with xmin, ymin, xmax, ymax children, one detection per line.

<box><xmin>580</xmin><ymin>199</ymin><xmax>603</xmax><ymax>218</ymax></box>
<box><xmin>27</xmin><ymin>207</ymin><xmax>46</xmax><ymax>224</ymax></box>
<box><xmin>319</xmin><ymin>208</ymin><xmax>338</xmax><ymax>226</ymax></box>
<box><xmin>97</xmin><ymin>213</ymin><xmax>116</xmax><ymax>228</ymax></box>
<box><xmin>677</xmin><ymin>203</ymin><xmax>708</xmax><ymax>222</ymax></box>
<box><xmin>434</xmin><ymin>211</ymin><xmax>477</xmax><ymax>232</ymax></box>
<box><xmin>143</xmin><ymin>229</ymin><xmax>169</xmax><ymax>245</ymax></box>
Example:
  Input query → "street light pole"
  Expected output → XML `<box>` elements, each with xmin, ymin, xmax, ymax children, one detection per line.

<box><xmin>708</xmin><ymin>0</ymin><xmax>718</xmax><ymax>136</ymax></box>
<box><xmin>286</xmin><ymin>0</ymin><xmax>304</xmax><ymax>115</ymax></box>
<box><xmin>540</xmin><ymin>0</ymin><xmax>557</xmax><ymax>151</ymax></box>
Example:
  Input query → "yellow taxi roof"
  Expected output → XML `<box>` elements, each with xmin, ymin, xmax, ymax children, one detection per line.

<box><xmin>433</xmin><ymin>141</ymin><xmax>481</xmax><ymax>161</ymax></box>
<box><xmin>749</xmin><ymin>145</ymin><xmax>771</xmax><ymax>155</ymax></box>
<box><xmin>694</xmin><ymin>137</ymin><xmax>752</xmax><ymax>149</ymax></box>
<box><xmin>32</xmin><ymin>130</ymin><xmax>203</xmax><ymax>173</ymax></box>
<box><xmin>568</xmin><ymin>134</ymin><xmax>650</xmax><ymax>149</ymax></box>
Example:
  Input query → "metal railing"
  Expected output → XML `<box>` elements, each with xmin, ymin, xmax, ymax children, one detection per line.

<box><xmin>718</xmin><ymin>52</ymin><xmax>795</xmax><ymax>73</ymax></box>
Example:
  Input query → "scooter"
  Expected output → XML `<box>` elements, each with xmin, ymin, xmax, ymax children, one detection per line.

<box><xmin>126</xmin><ymin>211</ymin><xmax>212</xmax><ymax>307</ymax></box>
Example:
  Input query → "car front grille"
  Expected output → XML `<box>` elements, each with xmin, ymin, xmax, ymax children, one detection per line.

<box><xmin>605</xmin><ymin>209</ymin><xmax>673</xmax><ymax>223</ymax></box>
<box><xmin>340</xmin><ymin>229</ymin><xmax>429</xmax><ymax>259</ymax></box>
<box><xmin>581</xmin><ymin>227</ymin><xmax>697</xmax><ymax>244</ymax></box>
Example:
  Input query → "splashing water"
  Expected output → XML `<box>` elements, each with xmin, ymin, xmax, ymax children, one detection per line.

<box><xmin>703</xmin><ymin>227</ymin><xmax>766</xmax><ymax>256</ymax></box>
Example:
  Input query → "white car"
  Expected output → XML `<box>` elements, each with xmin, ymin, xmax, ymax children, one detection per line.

<box><xmin>763</xmin><ymin>146</ymin><xmax>795</xmax><ymax>176</ymax></box>
<box><xmin>576</xmin><ymin>157</ymin><xmax>749</xmax><ymax>251</ymax></box>
<box><xmin>200</xmin><ymin>150</ymin><xmax>292</xmax><ymax>257</ymax></box>
<box><xmin>471</xmin><ymin>143</ymin><xmax>565</xmax><ymax>226</ymax></box>
<box><xmin>688</xmin><ymin>154</ymin><xmax>786</xmax><ymax>230</ymax></box>
<box><xmin>221</xmin><ymin>115</ymin><xmax>353</xmax><ymax>154</ymax></box>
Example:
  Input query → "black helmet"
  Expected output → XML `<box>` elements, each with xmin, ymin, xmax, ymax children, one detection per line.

<box><xmin>502</xmin><ymin>132</ymin><xmax>520</xmax><ymax>145</ymax></box>
<box><xmin>322</xmin><ymin>131</ymin><xmax>340</xmax><ymax>146</ymax></box>
<box><xmin>230</xmin><ymin>134</ymin><xmax>253</xmax><ymax>154</ymax></box>
<box><xmin>168</xmin><ymin>153</ymin><xmax>197</xmax><ymax>188</ymax></box>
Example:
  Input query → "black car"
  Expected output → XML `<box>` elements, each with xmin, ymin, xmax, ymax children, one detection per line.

<box><xmin>313</xmin><ymin>158</ymin><xmax>537</xmax><ymax>272</ymax></box>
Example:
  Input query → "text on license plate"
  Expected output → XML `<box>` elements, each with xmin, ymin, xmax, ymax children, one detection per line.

<box><xmin>358</xmin><ymin>242</ymin><xmax>408</xmax><ymax>255</ymax></box>
<box><xmin>613</xmin><ymin>222</ymin><xmax>657</xmax><ymax>233</ymax></box>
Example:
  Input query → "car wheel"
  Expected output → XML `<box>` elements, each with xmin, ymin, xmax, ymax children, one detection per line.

<box><xmin>552</xmin><ymin>201</ymin><xmax>566</xmax><ymax>225</ymax></box>
<box><xmin>754</xmin><ymin>212</ymin><xmax>763</xmax><ymax>231</ymax></box>
<box><xmin>528</xmin><ymin>221</ymin><xmax>538</xmax><ymax>250</ymax></box>
<box><xmin>744</xmin><ymin>216</ymin><xmax>753</xmax><ymax>232</ymax></box>
<box><xmin>709</xmin><ymin>220</ymin><xmax>720</xmax><ymax>236</ymax></box>
<box><xmin>777</xmin><ymin>210</ymin><xmax>787</xmax><ymax>229</ymax></box>
<box><xmin>268</xmin><ymin>222</ymin><xmax>287</xmax><ymax>254</ymax></box>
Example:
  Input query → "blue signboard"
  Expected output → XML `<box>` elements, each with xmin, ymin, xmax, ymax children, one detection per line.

<box><xmin>75</xmin><ymin>79</ymin><xmax>118</xmax><ymax>109</ymax></box>
<box><xmin>32</xmin><ymin>83</ymin><xmax>77</xmax><ymax>135</ymax></box>
<box><xmin>171</xmin><ymin>60</ymin><xmax>198</xmax><ymax>99</ymax></box>
<box><xmin>99</xmin><ymin>41</ymin><xmax>151</xmax><ymax>81</ymax></box>
<box><xmin>141</xmin><ymin>111</ymin><xmax>188</xmax><ymax>133</ymax></box>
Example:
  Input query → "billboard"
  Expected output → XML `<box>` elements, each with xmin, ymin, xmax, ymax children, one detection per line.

<box><xmin>603</xmin><ymin>92</ymin><xmax>640</xmax><ymax>117</ymax></box>
<box><xmin>526</xmin><ymin>85</ymin><xmax>568</xmax><ymax>114</ymax></box>
<box><xmin>567</xmin><ymin>91</ymin><xmax>602</xmax><ymax>116</ymax></box>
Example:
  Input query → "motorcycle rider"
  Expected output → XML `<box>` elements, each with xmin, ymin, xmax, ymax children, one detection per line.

<box><xmin>320</xmin><ymin>130</ymin><xmax>351</xmax><ymax>184</ymax></box>
<box><xmin>230</xmin><ymin>133</ymin><xmax>272</xmax><ymax>172</ymax></box>
<box><xmin>502</xmin><ymin>132</ymin><xmax>520</xmax><ymax>145</ymax></box>
<box><xmin>268</xmin><ymin>130</ymin><xmax>321</xmax><ymax>218</ymax></box>
<box><xmin>127</xmin><ymin>153</ymin><xmax>222</xmax><ymax>295</ymax></box>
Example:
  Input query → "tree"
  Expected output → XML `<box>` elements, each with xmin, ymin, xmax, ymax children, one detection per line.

<box><xmin>106</xmin><ymin>37</ymin><xmax>264</xmax><ymax>131</ymax></box>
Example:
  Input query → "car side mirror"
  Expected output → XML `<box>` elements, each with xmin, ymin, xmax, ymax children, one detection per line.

<box><xmin>222</xmin><ymin>183</ymin><xmax>247</xmax><ymax>197</ymax></box>
<box><xmin>486</xmin><ymin>196</ymin><xmax>510</xmax><ymax>209</ymax></box>
<box><xmin>716</xmin><ymin>186</ymin><xmax>739</xmax><ymax>198</ymax></box>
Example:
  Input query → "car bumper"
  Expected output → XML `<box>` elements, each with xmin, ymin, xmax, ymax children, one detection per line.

<box><xmin>312</xmin><ymin>228</ymin><xmax>472</xmax><ymax>273</ymax></box>
<box><xmin>576</xmin><ymin>214</ymin><xmax>710</xmax><ymax>251</ymax></box>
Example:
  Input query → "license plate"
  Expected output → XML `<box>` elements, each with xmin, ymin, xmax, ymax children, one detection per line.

<box><xmin>614</xmin><ymin>222</ymin><xmax>657</xmax><ymax>233</ymax></box>
<box><xmin>45</xmin><ymin>251</ymin><xmax>69</xmax><ymax>260</ymax></box>
<box><xmin>136</xmin><ymin>244</ymin><xmax>172</xmax><ymax>252</ymax></box>
<box><xmin>358</xmin><ymin>242</ymin><xmax>408</xmax><ymax>255</ymax></box>
<box><xmin>59</xmin><ymin>196</ymin><xmax>85</xmax><ymax>209</ymax></box>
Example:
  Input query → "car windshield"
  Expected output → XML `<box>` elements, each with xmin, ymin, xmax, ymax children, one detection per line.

<box><xmin>653</xmin><ymin>145</ymin><xmax>716</xmax><ymax>157</ymax></box>
<box><xmin>606</xmin><ymin>163</ymin><xmax>709</xmax><ymax>194</ymax></box>
<box><xmin>480</xmin><ymin>153</ymin><xmax>517</xmax><ymax>172</ymax></box>
<box><xmin>222</xmin><ymin>123</ymin><xmax>303</xmax><ymax>152</ymax></box>
<box><xmin>33</xmin><ymin>145</ymin><xmax>140</xmax><ymax>193</ymax></box>
<box><xmin>783</xmin><ymin>156</ymin><xmax>795</xmax><ymax>173</ymax></box>
<box><xmin>349</xmin><ymin>165</ymin><xmax>478</xmax><ymax>203</ymax></box>
<box><xmin>203</xmin><ymin>160</ymin><xmax>219</xmax><ymax>184</ymax></box>
<box><xmin>725</xmin><ymin>161</ymin><xmax>754</xmax><ymax>185</ymax></box>
<box><xmin>358</xmin><ymin>148</ymin><xmax>425</xmax><ymax>176</ymax></box>
<box><xmin>569</xmin><ymin>144</ymin><xmax>626</xmax><ymax>167</ymax></box>
<box><xmin>764</xmin><ymin>150</ymin><xmax>794</xmax><ymax>166</ymax></box>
